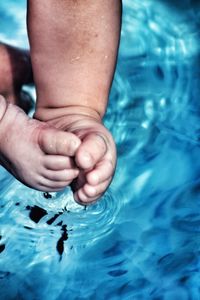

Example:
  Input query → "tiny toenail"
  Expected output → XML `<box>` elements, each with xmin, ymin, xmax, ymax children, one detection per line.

<box><xmin>92</xmin><ymin>174</ymin><xmax>99</xmax><ymax>184</ymax></box>
<box><xmin>83</xmin><ymin>152</ymin><xmax>91</xmax><ymax>162</ymax></box>
<box><xmin>71</xmin><ymin>140</ymin><xmax>79</xmax><ymax>150</ymax></box>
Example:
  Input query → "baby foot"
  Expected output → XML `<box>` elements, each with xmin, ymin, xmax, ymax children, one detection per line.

<box><xmin>0</xmin><ymin>96</ymin><xmax>81</xmax><ymax>191</ymax></box>
<box><xmin>73</xmin><ymin>121</ymin><xmax>116</xmax><ymax>205</ymax></box>
<box><xmin>40</xmin><ymin>111</ymin><xmax>116</xmax><ymax>204</ymax></box>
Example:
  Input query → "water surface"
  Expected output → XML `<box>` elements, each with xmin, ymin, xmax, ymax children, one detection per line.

<box><xmin>0</xmin><ymin>0</ymin><xmax>200</xmax><ymax>299</ymax></box>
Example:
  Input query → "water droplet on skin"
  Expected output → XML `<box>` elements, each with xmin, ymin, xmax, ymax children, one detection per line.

<box><xmin>70</xmin><ymin>56</ymin><xmax>81</xmax><ymax>63</ymax></box>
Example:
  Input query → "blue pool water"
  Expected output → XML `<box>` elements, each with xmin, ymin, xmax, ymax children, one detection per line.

<box><xmin>0</xmin><ymin>0</ymin><xmax>200</xmax><ymax>299</ymax></box>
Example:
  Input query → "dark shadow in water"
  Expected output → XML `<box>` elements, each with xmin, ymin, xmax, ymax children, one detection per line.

<box><xmin>161</xmin><ymin>0</ymin><xmax>200</xmax><ymax>10</ymax></box>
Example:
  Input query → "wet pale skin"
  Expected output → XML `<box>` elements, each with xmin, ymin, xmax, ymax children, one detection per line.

<box><xmin>0</xmin><ymin>0</ymin><xmax>122</xmax><ymax>204</ymax></box>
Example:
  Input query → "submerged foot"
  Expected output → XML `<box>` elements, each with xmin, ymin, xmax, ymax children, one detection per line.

<box><xmin>0</xmin><ymin>96</ymin><xmax>81</xmax><ymax>191</ymax></box>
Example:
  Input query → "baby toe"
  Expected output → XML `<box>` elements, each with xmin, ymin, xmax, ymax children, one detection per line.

<box><xmin>39</xmin><ymin>128</ymin><xmax>81</xmax><ymax>156</ymax></box>
<box><xmin>86</xmin><ymin>159</ymin><xmax>114</xmax><ymax>185</ymax></box>
<box><xmin>44</xmin><ymin>155</ymin><xmax>76</xmax><ymax>171</ymax></box>
<box><xmin>83</xmin><ymin>180</ymin><xmax>110</xmax><ymax>198</ymax></box>
<box><xmin>38</xmin><ymin>177</ymin><xmax>72</xmax><ymax>192</ymax></box>
<box><xmin>75</xmin><ymin>133</ymin><xmax>107</xmax><ymax>170</ymax></box>
<box><xmin>74</xmin><ymin>180</ymin><xmax>110</xmax><ymax>204</ymax></box>
<box><xmin>43</xmin><ymin>168</ymin><xmax>79</xmax><ymax>182</ymax></box>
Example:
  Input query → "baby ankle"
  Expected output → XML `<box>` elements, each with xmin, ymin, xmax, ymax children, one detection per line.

<box><xmin>34</xmin><ymin>106</ymin><xmax>102</xmax><ymax>123</ymax></box>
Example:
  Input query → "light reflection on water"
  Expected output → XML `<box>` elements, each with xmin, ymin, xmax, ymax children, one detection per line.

<box><xmin>0</xmin><ymin>0</ymin><xmax>200</xmax><ymax>299</ymax></box>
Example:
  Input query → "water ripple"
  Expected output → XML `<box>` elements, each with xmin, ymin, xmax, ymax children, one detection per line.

<box><xmin>0</xmin><ymin>180</ymin><xmax>121</xmax><ymax>257</ymax></box>
<box><xmin>49</xmin><ymin>189</ymin><xmax>121</xmax><ymax>246</ymax></box>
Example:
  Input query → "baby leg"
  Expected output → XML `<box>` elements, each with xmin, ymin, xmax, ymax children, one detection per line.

<box><xmin>27</xmin><ymin>0</ymin><xmax>122</xmax><ymax>203</ymax></box>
